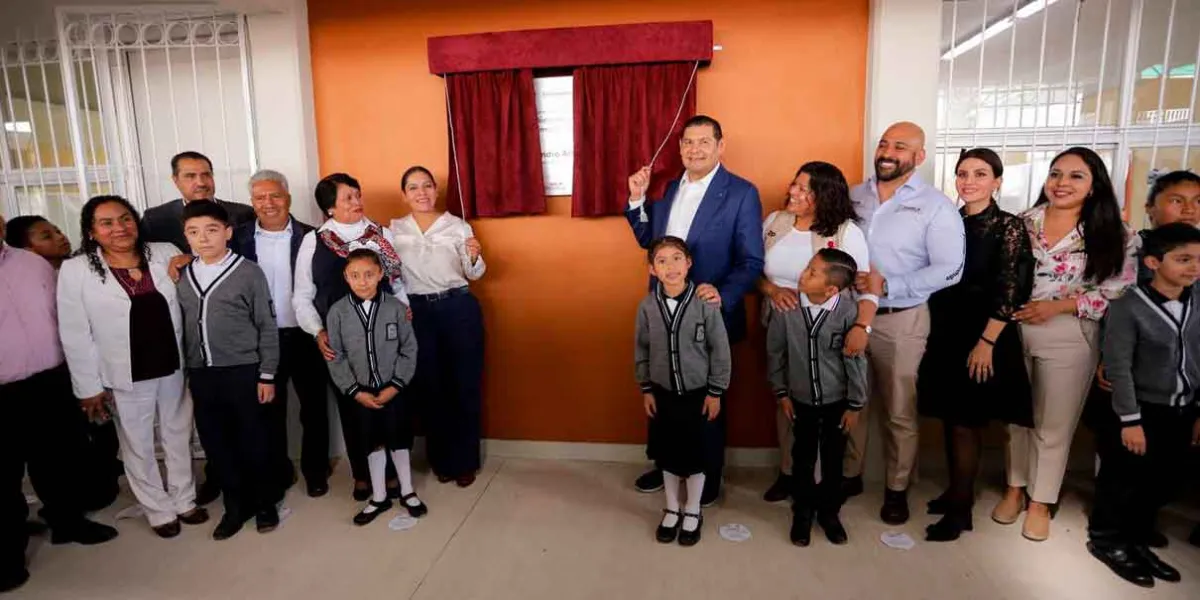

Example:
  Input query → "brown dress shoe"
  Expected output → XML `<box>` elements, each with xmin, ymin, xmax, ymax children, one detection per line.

<box><xmin>991</xmin><ymin>488</ymin><xmax>1026</xmax><ymax>525</ymax></box>
<box><xmin>1022</xmin><ymin>504</ymin><xmax>1051</xmax><ymax>541</ymax></box>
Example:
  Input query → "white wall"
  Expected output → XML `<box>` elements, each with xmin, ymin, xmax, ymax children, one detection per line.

<box><xmin>864</xmin><ymin>0</ymin><xmax>943</xmax><ymax>183</ymax></box>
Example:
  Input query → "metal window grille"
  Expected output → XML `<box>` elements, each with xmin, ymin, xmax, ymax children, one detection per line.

<box><xmin>0</xmin><ymin>5</ymin><xmax>258</xmax><ymax>242</ymax></box>
<box><xmin>937</xmin><ymin>0</ymin><xmax>1200</xmax><ymax>226</ymax></box>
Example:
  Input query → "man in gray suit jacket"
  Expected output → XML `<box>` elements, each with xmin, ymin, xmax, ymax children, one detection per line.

<box><xmin>141</xmin><ymin>151</ymin><xmax>256</xmax><ymax>253</ymax></box>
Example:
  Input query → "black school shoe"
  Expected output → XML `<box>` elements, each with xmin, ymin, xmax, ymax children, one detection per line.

<box><xmin>841</xmin><ymin>475</ymin><xmax>864</xmax><ymax>499</ymax></box>
<box><xmin>678</xmin><ymin>512</ymin><xmax>703</xmax><ymax>547</ymax></box>
<box><xmin>212</xmin><ymin>513</ymin><xmax>248</xmax><ymax>541</ymax></box>
<box><xmin>763</xmin><ymin>473</ymin><xmax>792</xmax><ymax>503</ymax></box>
<box><xmin>256</xmin><ymin>508</ymin><xmax>280</xmax><ymax>534</ymax></box>
<box><xmin>400</xmin><ymin>493</ymin><xmax>428</xmax><ymax>518</ymax></box>
<box><xmin>353</xmin><ymin>499</ymin><xmax>393</xmax><ymax>526</ymax></box>
<box><xmin>635</xmin><ymin>469</ymin><xmax>664</xmax><ymax>493</ymax></box>
<box><xmin>306</xmin><ymin>479</ymin><xmax>330</xmax><ymax>498</ymax></box>
<box><xmin>1131</xmin><ymin>545</ymin><xmax>1181</xmax><ymax>582</ymax></box>
<box><xmin>817</xmin><ymin>513</ymin><xmax>848</xmax><ymax>545</ymax></box>
<box><xmin>656</xmin><ymin>509</ymin><xmax>681</xmax><ymax>544</ymax></box>
<box><xmin>1087</xmin><ymin>542</ymin><xmax>1154</xmax><ymax>588</ymax></box>
<box><xmin>790</xmin><ymin>511</ymin><xmax>813</xmax><ymax>547</ymax></box>
<box><xmin>49</xmin><ymin>519</ymin><xmax>119</xmax><ymax>545</ymax></box>
<box><xmin>1143</xmin><ymin>530</ymin><xmax>1169</xmax><ymax>549</ymax></box>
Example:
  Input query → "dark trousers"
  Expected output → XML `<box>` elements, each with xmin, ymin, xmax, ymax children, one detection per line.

<box><xmin>1</xmin><ymin>365</ymin><xmax>89</xmax><ymax>576</ymax></box>
<box><xmin>790</xmin><ymin>401</ymin><xmax>848</xmax><ymax>516</ymax></box>
<box><xmin>412</xmin><ymin>289</ymin><xmax>485</xmax><ymax>478</ymax></box>
<box><xmin>189</xmin><ymin>365</ymin><xmax>272</xmax><ymax>518</ymax></box>
<box><xmin>1089</xmin><ymin>403</ymin><xmax>1197</xmax><ymax>547</ymax></box>
<box><xmin>270</xmin><ymin>328</ymin><xmax>332</xmax><ymax>489</ymax></box>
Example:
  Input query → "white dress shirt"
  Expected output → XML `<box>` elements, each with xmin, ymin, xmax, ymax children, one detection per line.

<box><xmin>628</xmin><ymin>163</ymin><xmax>722</xmax><ymax>240</ymax></box>
<box><xmin>390</xmin><ymin>213</ymin><xmax>486</xmax><ymax>296</ymax></box>
<box><xmin>190</xmin><ymin>250</ymin><xmax>236</xmax><ymax>289</ymax></box>
<box><xmin>254</xmin><ymin>221</ymin><xmax>299</xmax><ymax>328</ymax></box>
<box><xmin>293</xmin><ymin>218</ymin><xmax>408</xmax><ymax>337</ymax></box>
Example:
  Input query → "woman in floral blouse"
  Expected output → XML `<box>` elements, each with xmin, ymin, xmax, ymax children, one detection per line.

<box><xmin>990</xmin><ymin>147</ymin><xmax>1138</xmax><ymax>542</ymax></box>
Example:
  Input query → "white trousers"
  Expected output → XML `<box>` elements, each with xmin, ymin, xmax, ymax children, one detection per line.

<box><xmin>111</xmin><ymin>370</ymin><xmax>196</xmax><ymax>526</ymax></box>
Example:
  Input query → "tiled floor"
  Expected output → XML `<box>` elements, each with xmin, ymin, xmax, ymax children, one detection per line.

<box><xmin>16</xmin><ymin>458</ymin><xmax>1200</xmax><ymax>599</ymax></box>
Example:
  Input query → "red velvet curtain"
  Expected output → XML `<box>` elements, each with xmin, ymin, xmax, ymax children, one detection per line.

<box><xmin>571</xmin><ymin>62</ymin><xmax>697</xmax><ymax>217</ymax></box>
<box><xmin>446</xmin><ymin>69</ymin><xmax>547</xmax><ymax>218</ymax></box>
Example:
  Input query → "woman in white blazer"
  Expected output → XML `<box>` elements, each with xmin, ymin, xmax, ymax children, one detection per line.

<box><xmin>57</xmin><ymin>195</ymin><xmax>208</xmax><ymax>538</ymax></box>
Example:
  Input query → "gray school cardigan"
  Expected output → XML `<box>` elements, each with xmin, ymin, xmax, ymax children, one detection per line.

<box><xmin>766</xmin><ymin>294</ymin><xmax>868</xmax><ymax>410</ymax></box>
<box><xmin>634</xmin><ymin>282</ymin><xmax>732</xmax><ymax>396</ymax></box>
<box><xmin>1102</xmin><ymin>283</ymin><xmax>1200</xmax><ymax>426</ymax></box>
<box><xmin>326</xmin><ymin>292</ymin><xmax>417</xmax><ymax>397</ymax></box>
<box><xmin>177</xmin><ymin>254</ymin><xmax>279</xmax><ymax>380</ymax></box>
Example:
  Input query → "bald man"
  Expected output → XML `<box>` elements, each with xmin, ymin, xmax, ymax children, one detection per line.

<box><xmin>842</xmin><ymin>122</ymin><xmax>965</xmax><ymax>525</ymax></box>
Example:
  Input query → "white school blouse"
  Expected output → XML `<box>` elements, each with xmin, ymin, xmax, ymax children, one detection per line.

<box><xmin>390</xmin><ymin>213</ymin><xmax>486</xmax><ymax>296</ymax></box>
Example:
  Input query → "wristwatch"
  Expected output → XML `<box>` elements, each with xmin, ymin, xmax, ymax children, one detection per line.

<box><xmin>852</xmin><ymin>323</ymin><xmax>872</xmax><ymax>334</ymax></box>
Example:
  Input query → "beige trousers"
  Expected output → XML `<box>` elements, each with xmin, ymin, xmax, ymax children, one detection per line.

<box><xmin>1007</xmin><ymin>314</ymin><xmax>1100</xmax><ymax>504</ymax></box>
<box><xmin>843</xmin><ymin>305</ymin><xmax>930</xmax><ymax>491</ymax></box>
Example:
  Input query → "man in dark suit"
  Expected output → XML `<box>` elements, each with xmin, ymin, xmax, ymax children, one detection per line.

<box><xmin>230</xmin><ymin>170</ymin><xmax>332</xmax><ymax>498</ymax></box>
<box><xmin>142</xmin><ymin>151</ymin><xmax>258</xmax><ymax>507</ymax></box>
<box><xmin>142</xmin><ymin>151</ymin><xmax>257</xmax><ymax>252</ymax></box>
<box><xmin>625</xmin><ymin>115</ymin><xmax>765</xmax><ymax>505</ymax></box>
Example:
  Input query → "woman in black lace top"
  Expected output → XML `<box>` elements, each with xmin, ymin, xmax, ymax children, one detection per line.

<box><xmin>917</xmin><ymin>148</ymin><xmax>1034</xmax><ymax>542</ymax></box>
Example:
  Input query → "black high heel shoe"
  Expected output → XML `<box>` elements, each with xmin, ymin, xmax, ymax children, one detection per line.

<box><xmin>656</xmin><ymin>509</ymin><xmax>681</xmax><ymax>544</ymax></box>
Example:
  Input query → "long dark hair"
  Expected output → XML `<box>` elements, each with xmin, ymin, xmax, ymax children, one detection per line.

<box><xmin>796</xmin><ymin>161</ymin><xmax>858</xmax><ymax>237</ymax></box>
<box><xmin>1033</xmin><ymin>147</ymin><xmax>1127</xmax><ymax>282</ymax></box>
<box><xmin>77</xmin><ymin>195</ymin><xmax>151</xmax><ymax>282</ymax></box>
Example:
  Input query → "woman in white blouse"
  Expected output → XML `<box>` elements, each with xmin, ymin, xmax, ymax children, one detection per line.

<box><xmin>756</xmin><ymin>161</ymin><xmax>875</xmax><ymax>503</ymax></box>
<box><xmin>293</xmin><ymin>172</ymin><xmax>408</xmax><ymax>500</ymax></box>
<box><xmin>992</xmin><ymin>147</ymin><xmax>1138</xmax><ymax>542</ymax></box>
<box><xmin>391</xmin><ymin>166</ymin><xmax>486</xmax><ymax>487</ymax></box>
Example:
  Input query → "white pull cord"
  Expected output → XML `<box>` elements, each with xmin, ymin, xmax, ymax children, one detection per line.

<box><xmin>648</xmin><ymin>60</ymin><xmax>700</xmax><ymax>169</ymax></box>
<box><xmin>444</xmin><ymin>76</ymin><xmax>470</xmax><ymax>241</ymax></box>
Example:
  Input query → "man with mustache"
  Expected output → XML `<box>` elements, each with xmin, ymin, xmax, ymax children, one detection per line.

<box><xmin>842</xmin><ymin>122</ymin><xmax>965</xmax><ymax>525</ymax></box>
<box><xmin>142</xmin><ymin>151</ymin><xmax>257</xmax><ymax>254</ymax></box>
<box><xmin>142</xmin><ymin>151</ymin><xmax>257</xmax><ymax>507</ymax></box>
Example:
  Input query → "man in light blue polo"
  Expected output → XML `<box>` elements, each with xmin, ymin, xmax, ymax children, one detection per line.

<box><xmin>842</xmin><ymin>121</ymin><xmax>965</xmax><ymax>526</ymax></box>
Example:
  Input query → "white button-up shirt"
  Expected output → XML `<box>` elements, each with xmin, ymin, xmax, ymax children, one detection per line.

<box><xmin>255</xmin><ymin>220</ymin><xmax>299</xmax><ymax>328</ymax></box>
<box><xmin>628</xmin><ymin>163</ymin><xmax>722</xmax><ymax>241</ymax></box>
<box><xmin>391</xmin><ymin>212</ymin><xmax>486</xmax><ymax>296</ymax></box>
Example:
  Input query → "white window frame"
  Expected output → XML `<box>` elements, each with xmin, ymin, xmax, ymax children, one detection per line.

<box><xmin>936</xmin><ymin>0</ymin><xmax>1200</xmax><ymax>209</ymax></box>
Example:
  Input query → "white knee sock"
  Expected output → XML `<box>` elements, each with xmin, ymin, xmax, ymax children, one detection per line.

<box><xmin>389</xmin><ymin>449</ymin><xmax>420</xmax><ymax>507</ymax></box>
<box><xmin>367</xmin><ymin>449</ymin><xmax>388</xmax><ymax>505</ymax></box>
<box><xmin>662</xmin><ymin>471</ymin><xmax>682</xmax><ymax>528</ymax></box>
<box><xmin>682</xmin><ymin>474</ymin><xmax>706</xmax><ymax>532</ymax></box>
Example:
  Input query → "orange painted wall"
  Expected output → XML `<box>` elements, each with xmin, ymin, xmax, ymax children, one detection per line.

<box><xmin>307</xmin><ymin>0</ymin><xmax>870</xmax><ymax>446</ymax></box>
